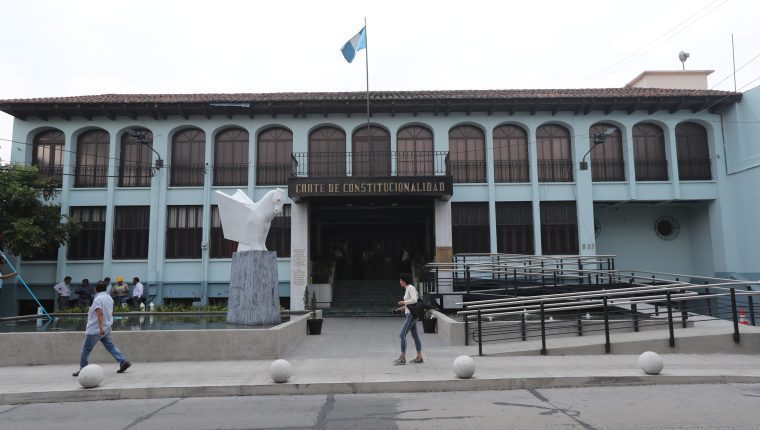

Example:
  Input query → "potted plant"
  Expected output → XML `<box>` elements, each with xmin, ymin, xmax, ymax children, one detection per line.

<box><xmin>305</xmin><ymin>288</ymin><xmax>323</xmax><ymax>335</ymax></box>
<box><xmin>421</xmin><ymin>307</ymin><xmax>437</xmax><ymax>333</ymax></box>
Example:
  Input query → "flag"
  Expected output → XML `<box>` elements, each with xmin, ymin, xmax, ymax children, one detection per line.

<box><xmin>341</xmin><ymin>26</ymin><xmax>366</xmax><ymax>63</ymax></box>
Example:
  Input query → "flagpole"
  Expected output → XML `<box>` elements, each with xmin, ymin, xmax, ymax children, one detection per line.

<box><xmin>364</xmin><ymin>17</ymin><xmax>371</xmax><ymax>146</ymax></box>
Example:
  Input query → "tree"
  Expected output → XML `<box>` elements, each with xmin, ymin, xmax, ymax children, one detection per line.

<box><xmin>0</xmin><ymin>165</ymin><xmax>79</xmax><ymax>258</ymax></box>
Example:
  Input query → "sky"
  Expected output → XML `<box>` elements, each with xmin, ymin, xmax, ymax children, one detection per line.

<box><xmin>2</xmin><ymin>0</ymin><xmax>759</xmax><ymax>163</ymax></box>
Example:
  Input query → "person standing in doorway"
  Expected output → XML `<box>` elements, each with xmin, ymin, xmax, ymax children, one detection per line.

<box><xmin>73</xmin><ymin>281</ymin><xmax>131</xmax><ymax>376</ymax></box>
<box><xmin>393</xmin><ymin>272</ymin><xmax>423</xmax><ymax>365</ymax></box>
<box><xmin>131</xmin><ymin>277</ymin><xmax>144</xmax><ymax>310</ymax></box>
<box><xmin>53</xmin><ymin>276</ymin><xmax>72</xmax><ymax>311</ymax></box>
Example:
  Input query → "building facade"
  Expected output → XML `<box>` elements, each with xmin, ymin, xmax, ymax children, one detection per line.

<box><xmin>1</xmin><ymin>72</ymin><xmax>758</xmax><ymax>316</ymax></box>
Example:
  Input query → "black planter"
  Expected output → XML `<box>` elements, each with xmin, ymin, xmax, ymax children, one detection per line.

<box><xmin>307</xmin><ymin>318</ymin><xmax>323</xmax><ymax>335</ymax></box>
<box><xmin>422</xmin><ymin>318</ymin><xmax>437</xmax><ymax>333</ymax></box>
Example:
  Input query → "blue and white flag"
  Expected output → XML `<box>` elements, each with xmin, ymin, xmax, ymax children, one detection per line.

<box><xmin>341</xmin><ymin>26</ymin><xmax>367</xmax><ymax>63</ymax></box>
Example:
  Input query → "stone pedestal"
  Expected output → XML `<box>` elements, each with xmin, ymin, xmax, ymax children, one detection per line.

<box><xmin>227</xmin><ymin>250</ymin><xmax>280</xmax><ymax>325</ymax></box>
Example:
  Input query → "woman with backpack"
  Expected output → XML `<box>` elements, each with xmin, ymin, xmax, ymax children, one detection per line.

<box><xmin>393</xmin><ymin>272</ymin><xmax>423</xmax><ymax>365</ymax></box>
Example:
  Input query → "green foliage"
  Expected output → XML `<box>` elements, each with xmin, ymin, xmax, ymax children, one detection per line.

<box><xmin>304</xmin><ymin>288</ymin><xmax>318</xmax><ymax>319</ymax></box>
<box><xmin>0</xmin><ymin>165</ymin><xmax>79</xmax><ymax>258</ymax></box>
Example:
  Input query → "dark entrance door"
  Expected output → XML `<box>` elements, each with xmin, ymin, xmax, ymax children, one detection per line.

<box><xmin>310</xmin><ymin>198</ymin><xmax>434</xmax><ymax>281</ymax></box>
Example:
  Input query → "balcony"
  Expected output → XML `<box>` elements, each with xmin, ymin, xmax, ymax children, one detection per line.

<box><xmin>635</xmin><ymin>160</ymin><xmax>669</xmax><ymax>181</ymax></box>
<box><xmin>678</xmin><ymin>159</ymin><xmax>712</xmax><ymax>181</ymax></box>
<box><xmin>290</xmin><ymin>151</ymin><xmax>451</xmax><ymax>178</ymax></box>
<box><xmin>494</xmin><ymin>160</ymin><xmax>530</xmax><ymax>183</ymax></box>
<box><xmin>591</xmin><ymin>160</ymin><xmax>626</xmax><ymax>182</ymax></box>
<box><xmin>538</xmin><ymin>160</ymin><xmax>573</xmax><ymax>182</ymax></box>
<box><xmin>74</xmin><ymin>165</ymin><xmax>108</xmax><ymax>188</ymax></box>
<box><xmin>213</xmin><ymin>163</ymin><xmax>248</xmax><ymax>186</ymax></box>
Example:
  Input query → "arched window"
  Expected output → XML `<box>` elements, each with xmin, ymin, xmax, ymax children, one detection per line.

<box><xmin>633</xmin><ymin>123</ymin><xmax>668</xmax><ymax>181</ymax></box>
<box><xmin>214</xmin><ymin>128</ymin><xmax>249</xmax><ymax>186</ymax></box>
<box><xmin>536</xmin><ymin>124</ymin><xmax>572</xmax><ymax>182</ymax></box>
<box><xmin>32</xmin><ymin>129</ymin><xmax>64</xmax><ymax>185</ymax></box>
<box><xmin>257</xmin><ymin>127</ymin><xmax>293</xmax><ymax>185</ymax></box>
<box><xmin>589</xmin><ymin>124</ymin><xmax>624</xmax><ymax>182</ymax></box>
<box><xmin>75</xmin><ymin>129</ymin><xmax>110</xmax><ymax>188</ymax></box>
<box><xmin>119</xmin><ymin>129</ymin><xmax>153</xmax><ymax>187</ymax></box>
<box><xmin>397</xmin><ymin>125</ymin><xmax>433</xmax><ymax>176</ymax></box>
<box><xmin>493</xmin><ymin>125</ymin><xmax>529</xmax><ymax>182</ymax></box>
<box><xmin>449</xmin><ymin>125</ymin><xmax>486</xmax><ymax>183</ymax></box>
<box><xmin>352</xmin><ymin>125</ymin><xmax>390</xmax><ymax>177</ymax></box>
<box><xmin>676</xmin><ymin>122</ymin><xmax>711</xmax><ymax>180</ymax></box>
<box><xmin>171</xmin><ymin>128</ymin><xmax>206</xmax><ymax>186</ymax></box>
<box><xmin>309</xmin><ymin>126</ymin><xmax>346</xmax><ymax>177</ymax></box>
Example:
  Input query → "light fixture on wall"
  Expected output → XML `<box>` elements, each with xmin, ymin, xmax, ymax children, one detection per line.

<box><xmin>126</xmin><ymin>129</ymin><xmax>164</xmax><ymax>170</ymax></box>
<box><xmin>580</xmin><ymin>127</ymin><xmax>616</xmax><ymax>171</ymax></box>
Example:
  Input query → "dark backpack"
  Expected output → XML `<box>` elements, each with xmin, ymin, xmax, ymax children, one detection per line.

<box><xmin>408</xmin><ymin>301</ymin><xmax>429</xmax><ymax>320</ymax></box>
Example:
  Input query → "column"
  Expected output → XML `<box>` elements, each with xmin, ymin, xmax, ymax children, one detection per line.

<box><xmin>624</xmin><ymin>125</ymin><xmax>637</xmax><ymax>200</ymax></box>
<box><xmin>434</xmin><ymin>199</ymin><xmax>455</xmax><ymax>307</ymax></box>
<box><xmin>528</xmin><ymin>126</ymin><xmax>542</xmax><ymax>255</ymax></box>
<box><xmin>574</xmin><ymin>123</ymin><xmax>596</xmax><ymax>256</ymax></box>
<box><xmin>666</xmin><ymin>123</ymin><xmax>681</xmax><ymax>199</ymax></box>
<box><xmin>101</xmin><ymin>130</ymin><xmax>118</xmax><ymax>280</ymax></box>
<box><xmin>289</xmin><ymin>202</ymin><xmax>309</xmax><ymax>311</ymax></box>
<box><xmin>200</xmin><ymin>129</ymin><xmax>213</xmax><ymax>304</ymax></box>
<box><xmin>485</xmin><ymin>126</ymin><xmax>497</xmax><ymax>253</ymax></box>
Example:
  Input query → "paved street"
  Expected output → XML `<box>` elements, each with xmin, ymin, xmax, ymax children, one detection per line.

<box><xmin>2</xmin><ymin>383</ymin><xmax>759</xmax><ymax>430</ymax></box>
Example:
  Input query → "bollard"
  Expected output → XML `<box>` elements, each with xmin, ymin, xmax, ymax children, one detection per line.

<box><xmin>666</xmin><ymin>291</ymin><xmax>675</xmax><ymax>347</ymax></box>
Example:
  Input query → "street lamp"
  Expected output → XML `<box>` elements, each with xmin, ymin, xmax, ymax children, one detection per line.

<box><xmin>580</xmin><ymin>127</ymin><xmax>616</xmax><ymax>171</ymax></box>
<box><xmin>126</xmin><ymin>130</ymin><xmax>163</xmax><ymax>170</ymax></box>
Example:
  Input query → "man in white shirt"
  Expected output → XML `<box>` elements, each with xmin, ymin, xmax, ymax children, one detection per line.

<box><xmin>53</xmin><ymin>276</ymin><xmax>72</xmax><ymax>311</ymax></box>
<box><xmin>73</xmin><ymin>281</ymin><xmax>132</xmax><ymax>376</ymax></box>
<box><xmin>131</xmin><ymin>277</ymin><xmax>144</xmax><ymax>310</ymax></box>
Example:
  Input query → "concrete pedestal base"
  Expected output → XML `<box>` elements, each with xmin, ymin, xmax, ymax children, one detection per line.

<box><xmin>227</xmin><ymin>250</ymin><xmax>281</xmax><ymax>325</ymax></box>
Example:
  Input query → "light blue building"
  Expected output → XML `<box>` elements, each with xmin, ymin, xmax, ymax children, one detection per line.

<box><xmin>1</xmin><ymin>70</ymin><xmax>758</xmax><ymax>317</ymax></box>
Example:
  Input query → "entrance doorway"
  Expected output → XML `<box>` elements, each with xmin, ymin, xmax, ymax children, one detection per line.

<box><xmin>309</xmin><ymin>198</ymin><xmax>435</xmax><ymax>281</ymax></box>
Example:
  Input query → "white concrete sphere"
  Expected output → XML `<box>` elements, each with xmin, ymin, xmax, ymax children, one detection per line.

<box><xmin>78</xmin><ymin>364</ymin><xmax>104</xmax><ymax>389</ymax></box>
<box><xmin>638</xmin><ymin>351</ymin><xmax>664</xmax><ymax>375</ymax></box>
<box><xmin>269</xmin><ymin>359</ymin><xmax>292</xmax><ymax>383</ymax></box>
<box><xmin>453</xmin><ymin>355</ymin><xmax>476</xmax><ymax>379</ymax></box>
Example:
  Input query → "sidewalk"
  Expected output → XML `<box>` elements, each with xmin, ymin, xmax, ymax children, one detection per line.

<box><xmin>2</xmin><ymin>318</ymin><xmax>760</xmax><ymax>404</ymax></box>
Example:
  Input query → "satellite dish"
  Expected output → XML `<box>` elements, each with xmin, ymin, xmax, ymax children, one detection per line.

<box><xmin>678</xmin><ymin>51</ymin><xmax>690</xmax><ymax>70</ymax></box>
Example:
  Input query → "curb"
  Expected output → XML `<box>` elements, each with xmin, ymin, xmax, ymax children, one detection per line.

<box><xmin>3</xmin><ymin>374</ymin><xmax>760</xmax><ymax>405</ymax></box>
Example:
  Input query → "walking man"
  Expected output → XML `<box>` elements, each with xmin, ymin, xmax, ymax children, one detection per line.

<box><xmin>73</xmin><ymin>281</ymin><xmax>132</xmax><ymax>376</ymax></box>
<box><xmin>53</xmin><ymin>276</ymin><xmax>72</xmax><ymax>311</ymax></box>
<box><xmin>393</xmin><ymin>273</ymin><xmax>423</xmax><ymax>365</ymax></box>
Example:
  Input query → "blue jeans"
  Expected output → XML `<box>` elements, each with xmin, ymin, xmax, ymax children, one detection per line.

<box><xmin>80</xmin><ymin>329</ymin><xmax>127</xmax><ymax>369</ymax></box>
<box><xmin>399</xmin><ymin>313</ymin><xmax>421</xmax><ymax>354</ymax></box>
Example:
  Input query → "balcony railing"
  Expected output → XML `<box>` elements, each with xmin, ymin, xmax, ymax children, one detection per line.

<box><xmin>494</xmin><ymin>160</ymin><xmax>529</xmax><ymax>183</ymax></box>
<box><xmin>635</xmin><ymin>159</ymin><xmax>669</xmax><ymax>181</ymax></box>
<box><xmin>118</xmin><ymin>164</ymin><xmax>153</xmax><ymax>187</ymax></box>
<box><xmin>257</xmin><ymin>163</ymin><xmax>291</xmax><ymax>185</ymax></box>
<box><xmin>591</xmin><ymin>160</ymin><xmax>625</xmax><ymax>182</ymax></box>
<box><xmin>450</xmin><ymin>161</ymin><xmax>486</xmax><ymax>183</ymax></box>
<box><xmin>537</xmin><ymin>160</ymin><xmax>573</xmax><ymax>182</ymax></box>
<box><xmin>35</xmin><ymin>165</ymin><xmax>63</xmax><ymax>185</ymax></box>
<box><xmin>213</xmin><ymin>163</ymin><xmax>248</xmax><ymax>186</ymax></box>
<box><xmin>74</xmin><ymin>165</ymin><xmax>109</xmax><ymax>188</ymax></box>
<box><xmin>678</xmin><ymin>159</ymin><xmax>712</xmax><ymax>180</ymax></box>
<box><xmin>290</xmin><ymin>151</ymin><xmax>451</xmax><ymax>178</ymax></box>
<box><xmin>170</xmin><ymin>164</ymin><xmax>206</xmax><ymax>187</ymax></box>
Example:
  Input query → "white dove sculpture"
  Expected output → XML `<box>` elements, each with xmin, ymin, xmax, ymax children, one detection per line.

<box><xmin>214</xmin><ymin>188</ymin><xmax>286</xmax><ymax>251</ymax></box>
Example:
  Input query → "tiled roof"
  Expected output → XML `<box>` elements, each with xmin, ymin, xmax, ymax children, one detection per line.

<box><xmin>0</xmin><ymin>87</ymin><xmax>738</xmax><ymax>104</ymax></box>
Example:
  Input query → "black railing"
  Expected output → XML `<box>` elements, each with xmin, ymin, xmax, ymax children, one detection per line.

<box><xmin>450</xmin><ymin>161</ymin><xmax>486</xmax><ymax>183</ymax></box>
<box><xmin>290</xmin><ymin>151</ymin><xmax>451</xmax><ymax>177</ymax></box>
<box><xmin>35</xmin><ymin>165</ymin><xmax>64</xmax><ymax>185</ymax></box>
<box><xmin>74</xmin><ymin>165</ymin><xmax>109</xmax><ymax>188</ymax></box>
<box><xmin>257</xmin><ymin>163</ymin><xmax>291</xmax><ymax>185</ymax></box>
<box><xmin>678</xmin><ymin>159</ymin><xmax>712</xmax><ymax>180</ymax></box>
<box><xmin>591</xmin><ymin>160</ymin><xmax>625</xmax><ymax>182</ymax></box>
<box><xmin>635</xmin><ymin>159</ymin><xmax>668</xmax><ymax>181</ymax></box>
<box><xmin>170</xmin><ymin>164</ymin><xmax>206</xmax><ymax>187</ymax></box>
<box><xmin>213</xmin><ymin>164</ymin><xmax>248</xmax><ymax>186</ymax></box>
<box><xmin>494</xmin><ymin>160</ymin><xmax>529</xmax><ymax>182</ymax></box>
<box><xmin>537</xmin><ymin>160</ymin><xmax>573</xmax><ymax>182</ymax></box>
<box><xmin>118</xmin><ymin>164</ymin><xmax>153</xmax><ymax>187</ymax></box>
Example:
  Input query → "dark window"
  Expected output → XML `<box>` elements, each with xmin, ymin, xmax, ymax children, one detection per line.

<box><xmin>397</xmin><ymin>125</ymin><xmax>434</xmax><ymax>176</ymax></box>
<box><xmin>75</xmin><ymin>130</ymin><xmax>110</xmax><ymax>188</ymax></box>
<box><xmin>210</xmin><ymin>205</ymin><xmax>237</xmax><ymax>258</ymax></box>
<box><xmin>493</xmin><ymin>125</ymin><xmax>529</xmax><ymax>182</ymax></box>
<box><xmin>540</xmin><ymin>202</ymin><xmax>578</xmax><ymax>254</ymax></box>
<box><xmin>633</xmin><ymin>123</ymin><xmax>668</xmax><ymax>181</ymax></box>
<box><xmin>449</xmin><ymin>125</ymin><xmax>486</xmax><ymax>183</ymax></box>
<box><xmin>23</xmin><ymin>206</ymin><xmax>62</xmax><ymax>261</ymax></box>
<box><xmin>496</xmin><ymin>202</ymin><xmax>534</xmax><ymax>254</ymax></box>
<box><xmin>589</xmin><ymin>124</ymin><xmax>624</xmax><ymax>181</ymax></box>
<box><xmin>68</xmin><ymin>207</ymin><xmax>106</xmax><ymax>260</ymax></box>
<box><xmin>452</xmin><ymin>203</ymin><xmax>490</xmax><ymax>254</ymax></box>
<box><xmin>166</xmin><ymin>206</ymin><xmax>203</xmax><ymax>259</ymax></box>
<box><xmin>676</xmin><ymin>122</ymin><xmax>711</xmax><ymax>180</ymax></box>
<box><xmin>265</xmin><ymin>204</ymin><xmax>291</xmax><ymax>257</ymax></box>
<box><xmin>119</xmin><ymin>129</ymin><xmax>153</xmax><ymax>187</ymax></box>
<box><xmin>257</xmin><ymin>127</ymin><xmax>292</xmax><ymax>185</ymax></box>
<box><xmin>113</xmin><ymin>206</ymin><xmax>149</xmax><ymax>259</ymax></box>
<box><xmin>537</xmin><ymin>125</ymin><xmax>573</xmax><ymax>182</ymax></box>
<box><xmin>309</xmin><ymin>126</ymin><xmax>346</xmax><ymax>177</ymax></box>
<box><xmin>352</xmin><ymin>126</ymin><xmax>391</xmax><ymax>176</ymax></box>
<box><xmin>214</xmin><ymin>128</ymin><xmax>249</xmax><ymax>186</ymax></box>
<box><xmin>171</xmin><ymin>129</ymin><xmax>206</xmax><ymax>186</ymax></box>
<box><xmin>32</xmin><ymin>129</ymin><xmax>64</xmax><ymax>185</ymax></box>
